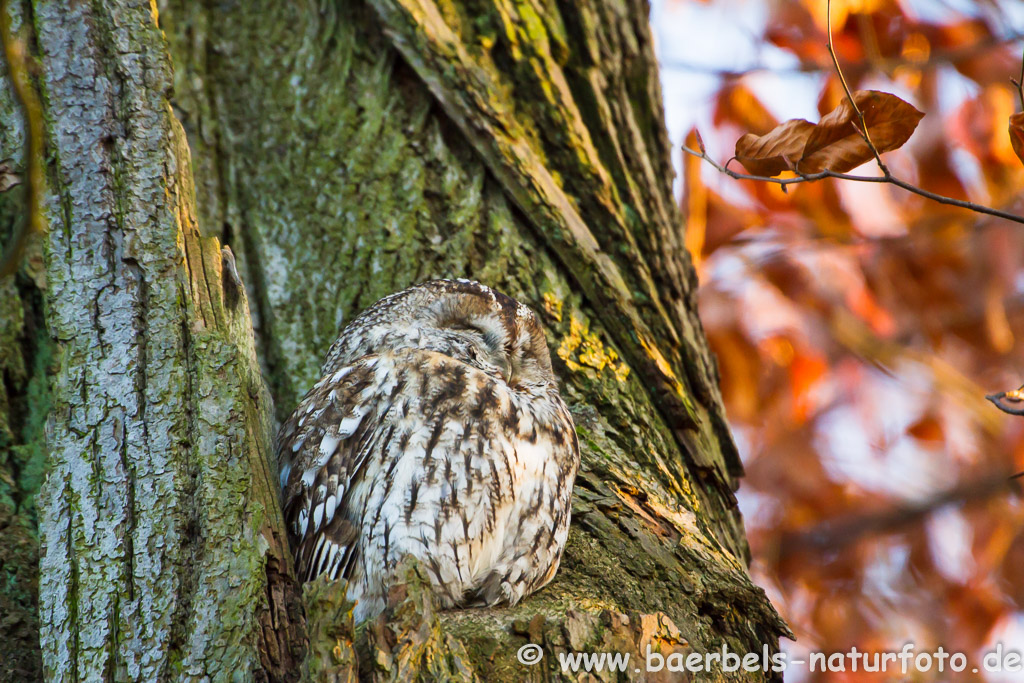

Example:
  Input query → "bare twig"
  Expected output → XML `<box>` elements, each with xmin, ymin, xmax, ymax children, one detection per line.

<box><xmin>682</xmin><ymin>0</ymin><xmax>1024</xmax><ymax>228</ymax></box>
<box><xmin>0</xmin><ymin>0</ymin><xmax>46</xmax><ymax>279</ymax></box>
<box><xmin>1013</xmin><ymin>46</ymin><xmax>1024</xmax><ymax>111</ymax></box>
<box><xmin>682</xmin><ymin>144</ymin><xmax>1024</xmax><ymax>225</ymax></box>
<box><xmin>681</xmin><ymin>3</ymin><xmax>1024</xmax><ymax>230</ymax></box>
<box><xmin>826</xmin><ymin>0</ymin><xmax>890</xmax><ymax>175</ymax></box>
<box><xmin>659</xmin><ymin>32</ymin><xmax>1024</xmax><ymax>81</ymax></box>
<box><xmin>986</xmin><ymin>384</ymin><xmax>1024</xmax><ymax>416</ymax></box>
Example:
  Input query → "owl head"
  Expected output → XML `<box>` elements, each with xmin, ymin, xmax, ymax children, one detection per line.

<box><xmin>323</xmin><ymin>279</ymin><xmax>557</xmax><ymax>392</ymax></box>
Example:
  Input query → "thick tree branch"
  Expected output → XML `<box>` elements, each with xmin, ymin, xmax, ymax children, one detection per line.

<box><xmin>0</xmin><ymin>0</ymin><xmax>45</xmax><ymax>278</ymax></box>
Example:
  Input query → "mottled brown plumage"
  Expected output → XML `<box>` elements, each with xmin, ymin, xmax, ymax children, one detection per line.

<box><xmin>277</xmin><ymin>279</ymin><xmax>579</xmax><ymax>621</ymax></box>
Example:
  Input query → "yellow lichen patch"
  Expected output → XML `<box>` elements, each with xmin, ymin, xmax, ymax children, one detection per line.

<box><xmin>569</xmin><ymin>596</ymin><xmax>623</xmax><ymax>614</ymax></box>
<box><xmin>557</xmin><ymin>316</ymin><xmax>584</xmax><ymax>371</ymax></box>
<box><xmin>542</xmin><ymin>291</ymin><xmax>563</xmax><ymax>322</ymax></box>
<box><xmin>612</xmin><ymin>362</ymin><xmax>630</xmax><ymax>383</ymax></box>
<box><xmin>557</xmin><ymin>315</ymin><xmax>630</xmax><ymax>381</ymax></box>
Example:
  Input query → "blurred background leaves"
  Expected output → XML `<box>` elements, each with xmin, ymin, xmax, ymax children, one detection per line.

<box><xmin>655</xmin><ymin>0</ymin><xmax>1024</xmax><ymax>678</ymax></box>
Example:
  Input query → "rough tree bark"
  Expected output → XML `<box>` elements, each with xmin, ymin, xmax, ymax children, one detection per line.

<box><xmin>0</xmin><ymin>0</ymin><xmax>789</xmax><ymax>681</ymax></box>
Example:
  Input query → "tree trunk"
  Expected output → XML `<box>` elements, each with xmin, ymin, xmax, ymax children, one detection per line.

<box><xmin>0</xmin><ymin>0</ymin><xmax>789</xmax><ymax>680</ymax></box>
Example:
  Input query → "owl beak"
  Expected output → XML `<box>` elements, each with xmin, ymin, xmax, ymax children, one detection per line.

<box><xmin>488</xmin><ymin>353</ymin><xmax>511</xmax><ymax>384</ymax></box>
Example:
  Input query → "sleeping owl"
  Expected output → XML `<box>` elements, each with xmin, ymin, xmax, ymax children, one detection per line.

<box><xmin>276</xmin><ymin>279</ymin><xmax>579</xmax><ymax>621</ymax></box>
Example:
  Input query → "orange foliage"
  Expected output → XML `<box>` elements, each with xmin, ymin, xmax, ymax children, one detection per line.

<box><xmin>669</xmin><ymin>0</ymin><xmax>1024</xmax><ymax>676</ymax></box>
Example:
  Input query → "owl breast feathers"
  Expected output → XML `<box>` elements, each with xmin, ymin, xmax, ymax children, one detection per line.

<box><xmin>276</xmin><ymin>279</ymin><xmax>580</xmax><ymax>621</ymax></box>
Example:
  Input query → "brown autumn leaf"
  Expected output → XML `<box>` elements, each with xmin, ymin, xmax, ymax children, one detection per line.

<box><xmin>734</xmin><ymin>91</ymin><xmax>923</xmax><ymax>177</ymax></box>
<box><xmin>1009</xmin><ymin>111</ymin><xmax>1024</xmax><ymax>165</ymax></box>
<box><xmin>799</xmin><ymin>90</ymin><xmax>924</xmax><ymax>173</ymax></box>
<box><xmin>734</xmin><ymin>118</ymin><xmax>815</xmax><ymax>177</ymax></box>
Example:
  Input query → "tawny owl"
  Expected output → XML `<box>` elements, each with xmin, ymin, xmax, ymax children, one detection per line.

<box><xmin>277</xmin><ymin>279</ymin><xmax>579</xmax><ymax>621</ymax></box>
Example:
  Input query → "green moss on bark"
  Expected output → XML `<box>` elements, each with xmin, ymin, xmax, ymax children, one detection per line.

<box><xmin>154</xmin><ymin>0</ymin><xmax>788</xmax><ymax>680</ymax></box>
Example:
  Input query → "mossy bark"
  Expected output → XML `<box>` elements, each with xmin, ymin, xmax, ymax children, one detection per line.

<box><xmin>0</xmin><ymin>0</ymin><xmax>789</xmax><ymax>680</ymax></box>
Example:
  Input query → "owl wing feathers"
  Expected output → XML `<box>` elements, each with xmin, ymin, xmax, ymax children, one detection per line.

<box><xmin>278</xmin><ymin>354</ymin><xmax>391</xmax><ymax>583</ymax></box>
<box><xmin>279</xmin><ymin>349</ymin><xmax>500</xmax><ymax>586</ymax></box>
